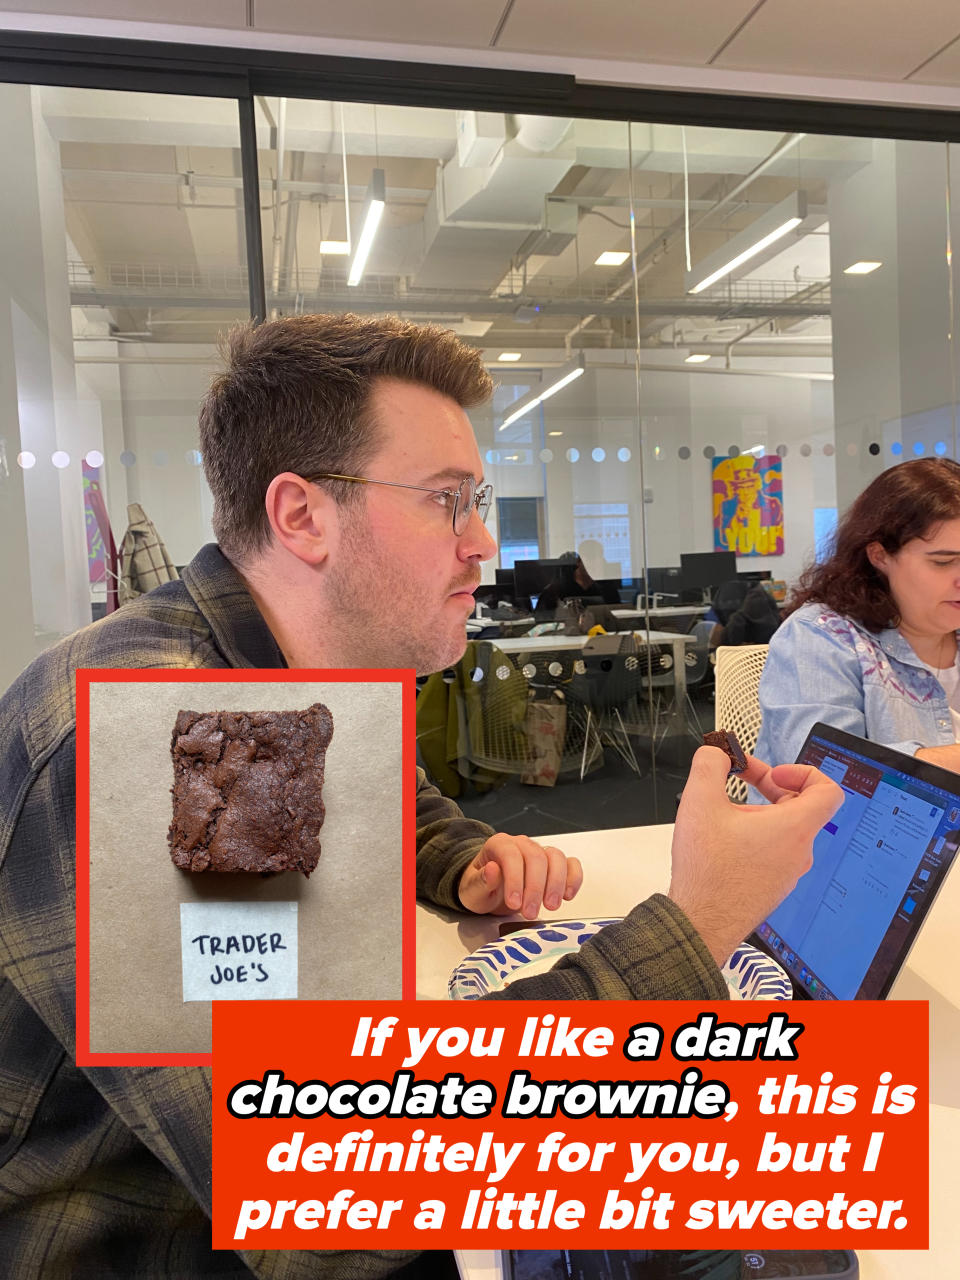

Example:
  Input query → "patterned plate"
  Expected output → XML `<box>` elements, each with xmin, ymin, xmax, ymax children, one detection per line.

<box><xmin>448</xmin><ymin>918</ymin><xmax>791</xmax><ymax>1001</ymax></box>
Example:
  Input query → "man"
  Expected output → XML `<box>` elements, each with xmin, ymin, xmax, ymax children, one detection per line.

<box><xmin>0</xmin><ymin>314</ymin><xmax>842</xmax><ymax>1278</ymax></box>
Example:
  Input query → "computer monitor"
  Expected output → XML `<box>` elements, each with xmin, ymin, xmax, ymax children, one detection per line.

<box><xmin>738</xmin><ymin>569</ymin><xmax>773</xmax><ymax>583</ymax></box>
<box><xmin>513</xmin><ymin>558</ymin><xmax>571</xmax><ymax>601</ymax></box>
<box><xmin>645</xmin><ymin>566</ymin><xmax>682</xmax><ymax>598</ymax></box>
<box><xmin>680</xmin><ymin>550</ymin><xmax>737</xmax><ymax>592</ymax></box>
<box><xmin>591</xmin><ymin>578</ymin><xmax>624</xmax><ymax>606</ymax></box>
<box><xmin>494</xmin><ymin>568</ymin><xmax>516</xmax><ymax>588</ymax></box>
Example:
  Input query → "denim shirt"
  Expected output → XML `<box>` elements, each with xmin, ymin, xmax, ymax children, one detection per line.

<box><xmin>755</xmin><ymin>602</ymin><xmax>959</xmax><ymax>767</ymax></box>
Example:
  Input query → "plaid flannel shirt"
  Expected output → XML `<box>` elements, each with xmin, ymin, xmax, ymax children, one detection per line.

<box><xmin>0</xmin><ymin>543</ymin><xmax>725</xmax><ymax>1278</ymax></box>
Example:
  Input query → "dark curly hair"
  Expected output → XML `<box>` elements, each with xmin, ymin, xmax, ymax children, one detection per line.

<box><xmin>788</xmin><ymin>457</ymin><xmax>960</xmax><ymax>630</ymax></box>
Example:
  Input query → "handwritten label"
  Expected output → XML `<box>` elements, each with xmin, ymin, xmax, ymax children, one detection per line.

<box><xmin>180</xmin><ymin>901</ymin><xmax>298</xmax><ymax>1002</ymax></box>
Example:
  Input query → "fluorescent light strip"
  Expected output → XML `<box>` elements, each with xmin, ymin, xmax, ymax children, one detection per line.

<box><xmin>498</xmin><ymin>364</ymin><xmax>584</xmax><ymax>431</ymax></box>
<box><xmin>537</xmin><ymin>365</ymin><xmax>584</xmax><ymax>402</ymax></box>
<box><xmin>347</xmin><ymin>202</ymin><xmax>384</xmax><ymax>285</ymax></box>
<box><xmin>347</xmin><ymin>170</ymin><xmax>386</xmax><ymax>288</ymax></box>
<box><xmin>689</xmin><ymin>217</ymin><xmax>802</xmax><ymax>294</ymax></box>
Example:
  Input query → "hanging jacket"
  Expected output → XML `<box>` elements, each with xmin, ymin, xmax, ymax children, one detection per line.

<box><xmin>118</xmin><ymin>502</ymin><xmax>180</xmax><ymax>604</ymax></box>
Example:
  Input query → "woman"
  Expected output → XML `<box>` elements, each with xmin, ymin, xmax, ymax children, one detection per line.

<box><xmin>755</xmin><ymin>457</ymin><xmax>960</xmax><ymax>772</ymax></box>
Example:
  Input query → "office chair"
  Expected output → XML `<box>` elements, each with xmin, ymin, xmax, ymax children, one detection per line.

<box><xmin>714</xmin><ymin>644</ymin><xmax>770</xmax><ymax>802</ymax></box>
<box><xmin>565</xmin><ymin>633</ymin><xmax>647</xmax><ymax>779</ymax></box>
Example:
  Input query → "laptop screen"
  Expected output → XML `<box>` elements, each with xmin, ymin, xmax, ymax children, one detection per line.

<box><xmin>753</xmin><ymin>721</ymin><xmax>960</xmax><ymax>1000</ymax></box>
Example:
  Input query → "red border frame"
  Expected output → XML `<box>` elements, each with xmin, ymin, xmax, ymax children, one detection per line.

<box><xmin>75</xmin><ymin>667</ymin><xmax>416</xmax><ymax>1067</ymax></box>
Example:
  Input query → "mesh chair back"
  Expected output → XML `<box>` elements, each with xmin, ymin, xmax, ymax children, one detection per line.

<box><xmin>683</xmin><ymin>620</ymin><xmax>714</xmax><ymax>688</ymax></box>
<box><xmin>714</xmin><ymin>644</ymin><xmax>769</xmax><ymax>802</ymax></box>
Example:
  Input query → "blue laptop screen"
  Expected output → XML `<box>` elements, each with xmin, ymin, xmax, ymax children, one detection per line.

<box><xmin>755</xmin><ymin>724</ymin><xmax>960</xmax><ymax>999</ymax></box>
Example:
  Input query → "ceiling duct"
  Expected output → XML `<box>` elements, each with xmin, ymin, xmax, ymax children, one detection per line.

<box><xmin>512</xmin><ymin>114</ymin><xmax>573</xmax><ymax>153</ymax></box>
<box><xmin>413</xmin><ymin>126</ymin><xmax>576</xmax><ymax>291</ymax></box>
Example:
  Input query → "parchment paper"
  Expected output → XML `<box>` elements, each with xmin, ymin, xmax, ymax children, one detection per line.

<box><xmin>87</xmin><ymin>679</ymin><xmax>402</xmax><ymax>1054</ymax></box>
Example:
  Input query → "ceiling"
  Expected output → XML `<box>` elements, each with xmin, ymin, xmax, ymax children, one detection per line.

<box><xmin>5</xmin><ymin>0</ymin><xmax>960</xmax><ymax>95</ymax></box>
<box><xmin>56</xmin><ymin>90</ymin><xmax>847</xmax><ymax>366</ymax></box>
<box><xmin>7</xmin><ymin>4</ymin><xmax>949</xmax><ymax>385</ymax></box>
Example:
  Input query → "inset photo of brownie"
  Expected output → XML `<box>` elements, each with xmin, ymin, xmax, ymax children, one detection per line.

<box><xmin>77</xmin><ymin>672</ymin><xmax>409</xmax><ymax>1063</ymax></box>
<box><xmin>169</xmin><ymin>704</ymin><xmax>334</xmax><ymax>876</ymax></box>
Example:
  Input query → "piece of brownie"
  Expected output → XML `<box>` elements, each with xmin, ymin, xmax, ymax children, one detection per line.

<box><xmin>702</xmin><ymin>728</ymin><xmax>748</xmax><ymax>775</ymax></box>
<box><xmin>168</xmin><ymin>703</ymin><xmax>333</xmax><ymax>876</ymax></box>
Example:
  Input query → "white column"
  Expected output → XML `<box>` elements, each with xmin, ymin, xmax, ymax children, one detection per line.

<box><xmin>0</xmin><ymin>83</ymin><xmax>89</xmax><ymax>690</ymax></box>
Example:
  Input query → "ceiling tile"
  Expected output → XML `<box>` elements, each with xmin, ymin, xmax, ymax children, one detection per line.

<box><xmin>254</xmin><ymin>0</ymin><xmax>506</xmax><ymax>46</ymax></box>
<box><xmin>908</xmin><ymin>35</ymin><xmax>960</xmax><ymax>85</ymax></box>
<box><xmin>1</xmin><ymin>0</ymin><xmax>246</xmax><ymax>26</ymax></box>
<box><xmin>713</xmin><ymin>0</ymin><xmax>960</xmax><ymax>80</ymax></box>
<box><xmin>497</xmin><ymin>0</ymin><xmax>761</xmax><ymax>64</ymax></box>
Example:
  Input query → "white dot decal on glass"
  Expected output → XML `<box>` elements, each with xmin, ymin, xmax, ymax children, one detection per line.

<box><xmin>119</xmin><ymin>450</ymin><xmax>136</xmax><ymax>467</ymax></box>
<box><xmin>84</xmin><ymin>450</ymin><xmax>104</xmax><ymax>468</ymax></box>
<box><xmin>548</xmin><ymin>661</ymin><xmax>563</xmax><ymax>677</ymax></box>
<box><xmin>51</xmin><ymin>451</ymin><xmax>70</xmax><ymax>468</ymax></box>
<box><xmin>539</xmin><ymin>448</ymin><xmax>553</xmax><ymax>463</ymax></box>
<box><xmin>800</xmin><ymin>444</ymin><xmax>812</xmax><ymax>457</ymax></box>
<box><xmin>727</xmin><ymin>445</ymin><xmax>739</xmax><ymax>458</ymax></box>
<box><xmin>592</xmin><ymin>447</ymin><xmax>605</xmax><ymax>462</ymax></box>
<box><xmin>153</xmin><ymin>450</ymin><xmax>168</xmax><ymax>467</ymax></box>
<box><xmin>618</xmin><ymin>447</ymin><xmax>631</xmax><ymax>462</ymax></box>
<box><xmin>485</xmin><ymin>449</ymin><xmax>496</xmax><ymax>465</ymax></box>
<box><xmin>913</xmin><ymin>441</ymin><xmax>924</xmax><ymax>456</ymax></box>
<box><xmin>566</xmin><ymin>448</ymin><xmax>580</xmax><ymax>463</ymax></box>
<box><xmin>521</xmin><ymin>663</ymin><xmax>536</xmax><ymax>679</ymax></box>
<box><xmin>776</xmin><ymin>444</ymin><xmax>788</xmax><ymax>457</ymax></box>
<box><xmin>470</xmin><ymin>667</ymin><xmax>484</xmax><ymax>683</ymax></box>
<box><xmin>935</xmin><ymin>441</ymin><xmax>948</xmax><ymax>456</ymax></box>
<box><xmin>677</xmin><ymin>446</ymin><xmax>691</xmax><ymax>460</ymax></box>
<box><xmin>703</xmin><ymin>446</ymin><xmax>715</xmax><ymax>459</ymax></box>
<box><xmin>17</xmin><ymin>451</ymin><xmax>36</xmax><ymax>469</ymax></box>
<box><xmin>824</xmin><ymin>444</ymin><xmax>835</xmax><ymax>456</ymax></box>
<box><xmin>574</xmin><ymin>660</ymin><xmax>585</xmax><ymax>675</ymax></box>
<box><xmin>185</xmin><ymin>449</ymin><xmax>202</xmax><ymax>466</ymax></box>
<box><xmin>496</xmin><ymin>665</ymin><xmax>510</xmax><ymax>681</ymax></box>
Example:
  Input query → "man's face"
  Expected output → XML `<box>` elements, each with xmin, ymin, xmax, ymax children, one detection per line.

<box><xmin>324</xmin><ymin>377</ymin><xmax>496</xmax><ymax>674</ymax></box>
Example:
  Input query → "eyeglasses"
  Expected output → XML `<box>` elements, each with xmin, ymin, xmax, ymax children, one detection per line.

<box><xmin>309</xmin><ymin>472</ymin><xmax>493</xmax><ymax>537</ymax></box>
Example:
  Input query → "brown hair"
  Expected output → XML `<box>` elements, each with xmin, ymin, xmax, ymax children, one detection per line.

<box><xmin>199</xmin><ymin>313</ymin><xmax>493</xmax><ymax>560</ymax></box>
<box><xmin>788</xmin><ymin>457</ymin><xmax>960</xmax><ymax>629</ymax></box>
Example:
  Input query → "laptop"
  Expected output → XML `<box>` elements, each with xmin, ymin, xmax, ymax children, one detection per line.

<box><xmin>749</xmin><ymin>721</ymin><xmax>960</xmax><ymax>1000</ymax></box>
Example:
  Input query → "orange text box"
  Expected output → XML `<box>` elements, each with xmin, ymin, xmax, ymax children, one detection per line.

<box><xmin>212</xmin><ymin>999</ymin><xmax>928</xmax><ymax>1250</ymax></box>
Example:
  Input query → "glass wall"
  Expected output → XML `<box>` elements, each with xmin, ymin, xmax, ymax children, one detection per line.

<box><xmin>0</xmin><ymin>84</ymin><xmax>248</xmax><ymax>688</ymax></box>
<box><xmin>3</xmin><ymin>78</ymin><xmax>959</xmax><ymax>830</ymax></box>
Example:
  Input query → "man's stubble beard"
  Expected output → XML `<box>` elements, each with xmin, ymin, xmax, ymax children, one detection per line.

<box><xmin>325</xmin><ymin>518</ymin><xmax>469</xmax><ymax>675</ymax></box>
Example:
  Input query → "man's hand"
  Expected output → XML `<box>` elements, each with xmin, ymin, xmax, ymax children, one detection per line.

<box><xmin>669</xmin><ymin>746</ymin><xmax>844</xmax><ymax>967</ymax></box>
<box><xmin>457</xmin><ymin>833</ymin><xmax>583</xmax><ymax>917</ymax></box>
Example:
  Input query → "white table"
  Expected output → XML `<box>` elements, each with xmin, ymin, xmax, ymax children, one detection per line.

<box><xmin>418</xmin><ymin>824</ymin><xmax>960</xmax><ymax>1280</ymax></box>
<box><xmin>489</xmin><ymin>629</ymin><xmax>696</xmax><ymax>702</ymax></box>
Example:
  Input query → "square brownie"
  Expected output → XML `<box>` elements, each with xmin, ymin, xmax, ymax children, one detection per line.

<box><xmin>168</xmin><ymin>703</ymin><xmax>333</xmax><ymax>876</ymax></box>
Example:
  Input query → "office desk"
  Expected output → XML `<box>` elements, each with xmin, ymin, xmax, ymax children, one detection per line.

<box><xmin>419</xmin><ymin>824</ymin><xmax>960</xmax><ymax>1280</ymax></box>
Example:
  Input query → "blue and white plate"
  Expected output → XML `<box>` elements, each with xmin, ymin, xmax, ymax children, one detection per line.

<box><xmin>448</xmin><ymin>918</ymin><xmax>791</xmax><ymax>1001</ymax></box>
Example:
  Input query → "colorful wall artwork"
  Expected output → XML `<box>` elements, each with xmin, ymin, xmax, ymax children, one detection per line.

<box><xmin>82</xmin><ymin>461</ymin><xmax>108</xmax><ymax>585</ymax></box>
<box><xmin>712</xmin><ymin>453</ymin><xmax>784</xmax><ymax>557</ymax></box>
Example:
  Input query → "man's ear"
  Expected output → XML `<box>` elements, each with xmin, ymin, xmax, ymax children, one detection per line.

<box><xmin>264</xmin><ymin>472</ymin><xmax>337</xmax><ymax>566</ymax></box>
<box><xmin>865</xmin><ymin>540</ymin><xmax>888</xmax><ymax>573</ymax></box>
